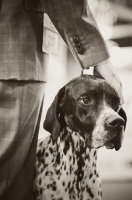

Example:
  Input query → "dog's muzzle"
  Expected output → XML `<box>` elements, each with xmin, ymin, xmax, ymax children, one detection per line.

<box><xmin>106</xmin><ymin>114</ymin><xmax>125</xmax><ymax>129</ymax></box>
<box><xmin>105</xmin><ymin>114</ymin><xmax>125</xmax><ymax>150</ymax></box>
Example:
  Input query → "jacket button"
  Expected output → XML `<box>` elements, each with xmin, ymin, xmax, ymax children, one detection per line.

<box><xmin>75</xmin><ymin>43</ymin><xmax>82</xmax><ymax>49</ymax></box>
<box><xmin>77</xmin><ymin>47</ymin><xmax>85</xmax><ymax>55</ymax></box>
<box><xmin>73</xmin><ymin>35</ymin><xmax>80</xmax><ymax>44</ymax></box>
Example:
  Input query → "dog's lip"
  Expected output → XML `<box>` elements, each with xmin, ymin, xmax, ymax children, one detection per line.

<box><xmin>105</xmin><ymin>137</ymin><xmax>117</xmax><ymax>149</ymax></box>
<box><xmin>106</xmin><ymin>143</ymin><xmax>115</xmax><ymax>149</ymax></box>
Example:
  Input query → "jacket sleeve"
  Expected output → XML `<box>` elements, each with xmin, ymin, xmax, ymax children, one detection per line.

<box><xmin>40</xmin><ymin>0</ymin><xmax>109</xmax><ymax>69</ymax></box>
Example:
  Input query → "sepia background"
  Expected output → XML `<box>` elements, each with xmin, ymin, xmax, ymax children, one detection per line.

<box><xmin>39</xmin><ymin>1</ymin><xmax>132</xmax><ymax>199</ymax></box>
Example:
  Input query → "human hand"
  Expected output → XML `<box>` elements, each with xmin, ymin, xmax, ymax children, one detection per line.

<box><xmin>94</xmin><ymin>59</ymin><xmax>124</xmax><ymax>105</ymax></box>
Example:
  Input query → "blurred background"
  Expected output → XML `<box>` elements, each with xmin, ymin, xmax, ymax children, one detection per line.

<box><xmin>39</xmin><ymin>0</ymin><xmax>132</xmax><ymax>199</ymax></box>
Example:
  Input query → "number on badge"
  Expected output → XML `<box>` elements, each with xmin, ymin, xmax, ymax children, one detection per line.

<box><xmin>48</xmin><ymin>35</ymin><xmax>55</xmax><ymax>46</ymax></box>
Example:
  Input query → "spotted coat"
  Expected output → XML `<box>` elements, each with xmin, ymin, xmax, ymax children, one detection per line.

<box><xmin>34</xmin><ymin>127</ymin><xmax>102</xmax><ymax>200</ymax></box>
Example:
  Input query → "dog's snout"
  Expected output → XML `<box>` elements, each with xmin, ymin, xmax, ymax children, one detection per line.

<box><xmin>106</xmin><ymin>114</ymin><xmax>125</xmax><ymax>128</ymax></box>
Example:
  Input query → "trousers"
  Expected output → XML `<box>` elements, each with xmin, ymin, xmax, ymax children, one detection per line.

<box><xmin>0</xmin><ymin>80</ymin><xmax>45</xmax><ymax>200</ymax></box>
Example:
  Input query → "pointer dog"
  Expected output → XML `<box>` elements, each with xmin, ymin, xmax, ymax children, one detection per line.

<box><xmin>34</xmin><ymin>75</ymin><xmax>126</xmax><ymax>200</ymax></box>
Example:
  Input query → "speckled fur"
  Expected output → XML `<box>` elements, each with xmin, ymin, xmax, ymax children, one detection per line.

<box><xmin>34</xmin><ymin>127</ymin><xmax>102</xmax><ymax>200</ymax></box>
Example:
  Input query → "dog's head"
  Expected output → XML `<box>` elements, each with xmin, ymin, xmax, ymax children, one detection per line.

<box><xmin>44</xmin><ymin>75</ymin><xmax>127</xmax><ymax>151</ymax></box>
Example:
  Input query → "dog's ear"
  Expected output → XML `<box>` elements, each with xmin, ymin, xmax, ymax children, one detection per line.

<box><xmin>115</xmin><ymin>108</ymin><xmax>127</xmax><ymax>151</ymax></box>
<box><xmin>43</xmin><ymin>87</ymin><xmax>65</xmax><ymax>142</ymax></box>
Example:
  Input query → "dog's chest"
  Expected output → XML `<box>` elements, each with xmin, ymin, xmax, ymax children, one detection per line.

<box><xmin>34</xmin><ymin>130</ymin><xmax>102</xmax><ymax>200</ymax></box>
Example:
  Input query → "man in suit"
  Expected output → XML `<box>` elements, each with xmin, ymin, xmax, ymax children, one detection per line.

<box><xmin>0</xmin><ymin>0</ymin><xmax>123</xmax><ymax>199</ymax></box>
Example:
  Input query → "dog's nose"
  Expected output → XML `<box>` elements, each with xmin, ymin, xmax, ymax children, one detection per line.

<box><xmin>106</xmin><ymin>114</ymin><xmax>125</xmax><ymax>128</ymax></box>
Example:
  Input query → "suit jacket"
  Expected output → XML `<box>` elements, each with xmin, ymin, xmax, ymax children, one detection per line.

<box><xmin>0</xmin><ymin>0</ymin><xmax>109</xmax><ymax>81</ymax></box>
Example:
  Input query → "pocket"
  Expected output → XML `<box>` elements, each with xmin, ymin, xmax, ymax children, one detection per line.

<box><xmin>25</xmin><ymin>0</ymin><xmax>46</xmax><ymax>13</ymax></box>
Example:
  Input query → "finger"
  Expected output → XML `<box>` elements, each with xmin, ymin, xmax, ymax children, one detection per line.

<box><xmin>107</xmin><ymin>78</ymin><xmax>124</xmax><ymax>105</ymax></box>
<box><xmin>94</xmin><ymin>65</ymin><xmax>124</xmax><ymax>105</ymax></box>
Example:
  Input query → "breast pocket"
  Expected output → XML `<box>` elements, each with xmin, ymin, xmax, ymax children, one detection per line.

<box><xmin>25</xmin><ymin>0</ymin><xmax>46</xmax><ymax>13</ymax></box>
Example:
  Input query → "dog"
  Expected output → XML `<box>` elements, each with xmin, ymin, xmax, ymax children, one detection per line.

<box><xmin>34</xmin><ymin>75</ymin><xmax>126</xmax><ymax>200</ymax></box>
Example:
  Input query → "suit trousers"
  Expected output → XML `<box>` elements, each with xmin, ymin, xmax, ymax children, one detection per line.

<box><xmin>0</xmin><ymin>80</ymin><xmax>45</xmax><ymax>200</ymax></box>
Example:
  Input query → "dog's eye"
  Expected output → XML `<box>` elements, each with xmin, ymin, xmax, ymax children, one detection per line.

<box><xmin>80</xmin><ymin>98</ymin><xmax>91</xmax><ymax>104</ymax></box>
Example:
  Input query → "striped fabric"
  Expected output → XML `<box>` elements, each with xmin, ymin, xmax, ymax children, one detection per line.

<box><xmin>0</xmin><ymin>0</ymin><xmax>48</xmax><ymax>81</ymax></box>
<box><xmin>0</xmin><ymin>81</ymin><xmax>45</xmax><ymax>199</ymax></box>
<box><xmin>42</xmin><ymin>0</ymin><xmax>109</xmax><ymax>68</ymax></box>
<box><xmin>0</xmin><ymin>0</ymin><xmax>109</xmax><ymax>82</ymax></box>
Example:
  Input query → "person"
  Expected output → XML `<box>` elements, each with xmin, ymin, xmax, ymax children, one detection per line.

<box><xmin>0</xmin><ymin>0</ymin><xmax>123</xmax><ymax>199</ymax></box>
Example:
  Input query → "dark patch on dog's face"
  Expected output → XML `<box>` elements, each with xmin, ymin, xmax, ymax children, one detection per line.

<box><xmin>60</xmin><ymin>75</ymin><xmax>125</xmax><ymax>150</ymax></box>
<box><xmin>61</xmin><ymin>76</ymin><xmax>106</xmax><ymax>131</ymax></box>
<box><xmin>61</xmin><ymin>76</ymin><xmax>103</xmax><ymax>134</ymax></box>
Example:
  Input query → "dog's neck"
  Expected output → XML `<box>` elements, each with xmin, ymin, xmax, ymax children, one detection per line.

<box><xmin>58</xmin><ymin>126</ymin><xmax>86</xmax><ymax>153</ymax></box>
<box><xmin>53</xmin><ymin>126</ymin><xmax>99</xmax><ymax>193</ymax></box>
<box><xmin>55</xmin><ymin>126</ymin><xmax>98</xmax><ymax>166</ymax></box>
